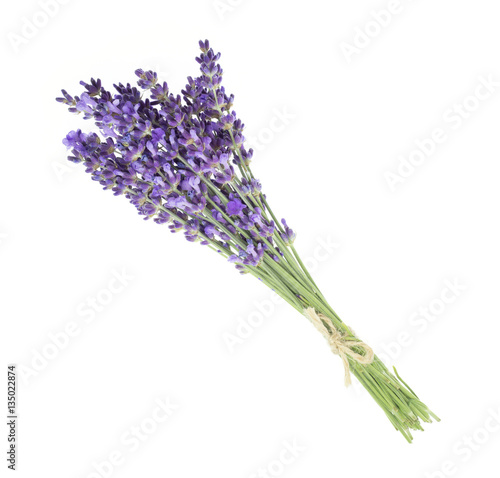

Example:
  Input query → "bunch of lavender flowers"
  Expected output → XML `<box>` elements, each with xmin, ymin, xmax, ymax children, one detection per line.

<box><xmin>57</xmin><ymin>40</ymin><xmax>439</xmax><ymax>443</ymax></box>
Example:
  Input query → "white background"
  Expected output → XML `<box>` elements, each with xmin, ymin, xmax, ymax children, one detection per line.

<box><xmin>1</xmin><ymin>1</ymin><xmax>500</xmax><ymax>477</ymax></box>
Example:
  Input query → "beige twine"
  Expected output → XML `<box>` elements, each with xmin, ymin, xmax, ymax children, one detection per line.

<box><xmin>303</xmin><ymin>307</ymin><xmax>374</xmax><ymax>386</ymax></box>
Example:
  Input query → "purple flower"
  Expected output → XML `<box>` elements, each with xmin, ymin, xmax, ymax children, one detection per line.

<box><xmin>135</xmin><ymin>69</ymin><xmax>158</xmax><ymax>89</ymax></box>
<box><xmin>151</xmin><ymin>82</ymin><xmax>169</xmax><ymax>102</ymax></box>
<box><xmin>280</xmin><ymin>219</ymin><xmax>296</xmax><ymax>245</ymax></box>
<box><xmin>62</xmin><ymin>130</ymin><xmax>87</xmax><ymax>151</ymax></box>
<box><xmin>151</xmin><ymin>128</ymin><xmax>165</xmax><ymax>144</ymax></box>
<box><xmin>227</xmin><ymin>199</ymin><xmax>245</xmax><ymax>216</ymax></box>
<box><xmin>56</xmin><ymin>40</ymin><xmax>282</xmax><ymax>273</ymax></box>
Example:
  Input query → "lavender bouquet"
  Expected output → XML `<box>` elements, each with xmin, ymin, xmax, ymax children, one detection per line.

<box><xmin>57</xmin><ymin>40</ymin><xmax>439</xmax><ymax>442</ymax></box>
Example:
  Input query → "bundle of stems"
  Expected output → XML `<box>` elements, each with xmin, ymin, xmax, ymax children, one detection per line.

<box><xmin>250</xmin><ymin>242</ymin><xmax>440</xmax><ymax>443</ymax></box>
<box><xmin>57</xmin><ymin>40</ymin><xmax>439</xmax><ymax>442</ymax></box>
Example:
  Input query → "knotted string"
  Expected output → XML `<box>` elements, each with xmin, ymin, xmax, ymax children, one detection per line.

<box><xmin>303</xmin><ymin>307</ymin><xmax>374</xmax><ymax>386</ymax></box>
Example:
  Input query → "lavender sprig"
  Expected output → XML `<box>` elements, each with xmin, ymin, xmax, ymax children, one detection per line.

<box><xmin>57</xmin><ymin>40</ymin><xmax>439</xmax><ymax>442</ymax></box>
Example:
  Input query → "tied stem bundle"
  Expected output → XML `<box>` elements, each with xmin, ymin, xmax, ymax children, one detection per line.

<box><xmin>303</xmin><ymin>308</ymin><xmax>374</xmax><ymax>387</ymax></box>
<box><xmin>303</xmin><ymin>307</ymin><xmax>440</xmax><ymax>442</ymax></box>
<box><xmin>57</xmin><ymin>39</ymin><xmax>439</xmax><ymax>442</ymax></box>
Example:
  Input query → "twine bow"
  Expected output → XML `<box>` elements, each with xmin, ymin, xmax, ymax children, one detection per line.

<box><xmin>304</xmin><ymin>307</ymin><xmax>374</xmax><ymax>386</ymax></box>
